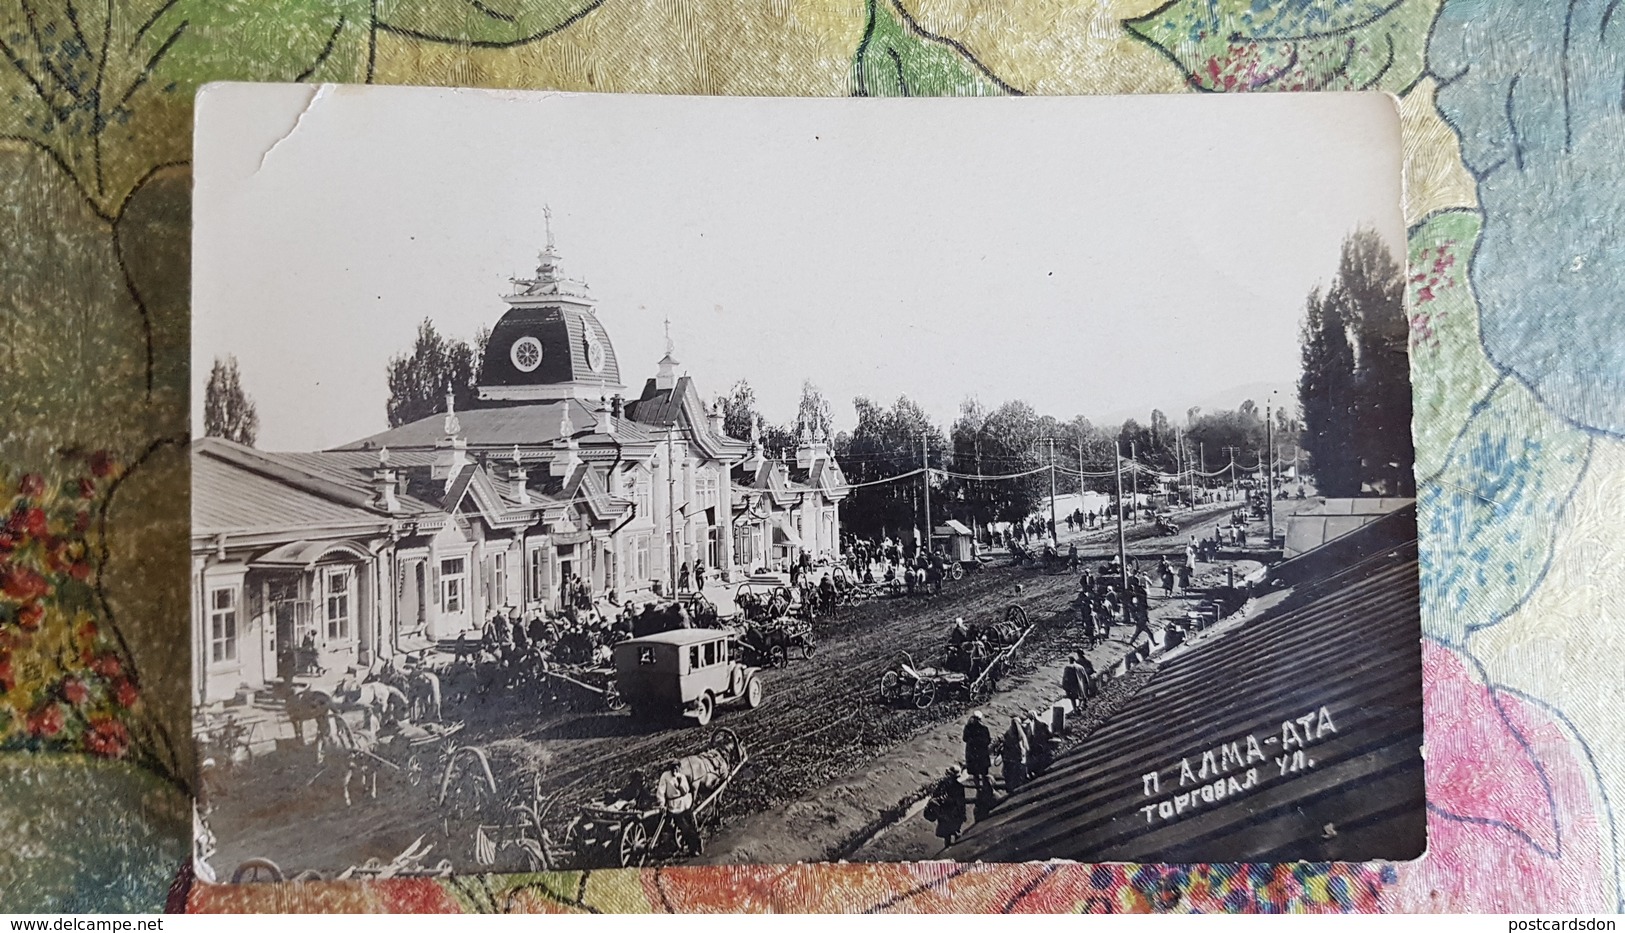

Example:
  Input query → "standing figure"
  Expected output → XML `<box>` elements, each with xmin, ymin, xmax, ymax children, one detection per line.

<box><xmin>1002</xmin><ymin>716</ymin><xmax>1029</xmax><ymax>793</ymax></box>
<box><xmin>658</xmin><ymin>760</ymin><xmax>702</xmax><ymax>856</ymax></box>
<box><xmin>929</xmin><ymin>767</ymin><xmax>968</xmax><ymax>847</ymax></box>
<box><xmin>695</xmin><ymin>562</ymin><xmax>707</xmax><ymax>591</ymax></box>
<box><xmin>962</xmin><ymin>711</ymin><xmax>993</xmax><ymax>787</ymax></box>
<box><xmin>1062</xmin><ymin>653</ymin><xmax>1092</xmax><ymax>706</ymax></box>
<box><xmin>678</xmin><ymin>562</ymin><xmax>691</xmax><ymax>593</ymax></box>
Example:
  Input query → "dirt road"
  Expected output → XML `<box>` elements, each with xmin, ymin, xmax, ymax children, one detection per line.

<box><xmin>206</xmin><ymin>498</ymin><xmax>1296</xmax><ymax>878</ymax></box>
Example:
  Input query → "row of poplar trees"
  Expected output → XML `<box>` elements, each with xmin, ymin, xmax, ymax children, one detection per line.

<box><xmin>1298</xmin><ymin>229</ymin><xmax>1415</xmax><ymax>497</ymax></box>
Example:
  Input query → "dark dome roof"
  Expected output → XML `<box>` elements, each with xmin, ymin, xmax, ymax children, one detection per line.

<box><xmin>479</xmin><ymin>304</ymin><xmax>621</xmax><ymax>389</ymax></box>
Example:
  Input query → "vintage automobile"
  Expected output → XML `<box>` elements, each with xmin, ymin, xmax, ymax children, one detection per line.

<box><xmin>612</xmin><ymin>629</ymin><xmax>764</xmax><ymax>726</ymax></box>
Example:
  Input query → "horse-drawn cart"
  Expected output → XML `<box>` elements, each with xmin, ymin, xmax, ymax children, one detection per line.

<box><xmin>541</xmin><ymin>661</ymin><xmax>627</xmax><ymax>711</ymax></box>
<box><xmin>877</xmin><ymin>606</ymin><xmax>1033</xmax><ymax>709</ymax></box>
<box><xmin>564</xmin><ymin>729</ymin><xmax>749</xmax><ymax>867</ymax></box>
<box><xmin>737</xmin><ymin>616</ymin><xmax>816</xmax><ymax>668</ymax></box>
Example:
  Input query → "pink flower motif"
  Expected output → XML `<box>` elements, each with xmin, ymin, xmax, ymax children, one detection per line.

<box><xmin>1385</xmin><ymin>642</ymin><xmax>1610</xmax><ymax>911</ymax></box>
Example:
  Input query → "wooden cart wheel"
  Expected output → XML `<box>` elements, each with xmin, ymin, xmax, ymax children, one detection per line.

<box><xmin>914</xmin><ymin>679</ymin><xmax>938</xmax><ymax>709</ymax></box>
<box><xmin>231</xmin><ymin>857</ymin><xmax>284</xmax><ymax>884</ymax></box>
<box><xmin>800</xmin><ymin>635</ymin><xmax>817</xmax><ymax>658</ymax></box>
<box><xmin>879</xmin><ymin>670</ymin><xmax>901</xmax><ymax>703</ymax></box>
<box><xmin>439</xmin><ymin>746</ymin><xmax>498</xmax><ymax>819</ymax></box>
<box><xmin>511</xmin><ymin>804</ymin><xmax>554</xmax><ymax>872</ymax></box>
<box><xmin>603</xmin><ymin>683</ymin><xmax>627</xmax><ymax>712</ymax></box>
<box><xmin>951</xmin><ymin>563</ymin><xmax>965</xmax><ymax>581</ymax></box>
<box><xmin>618</xmin><ymin>820</ymin><xmax>651</xmax><ymax>868</ymax></box>
<box><xmin>404</xmin><ymin>751</ymin><xmax>425</xmax><ymax>787</ymax></box>
<box><xmin>1004</xmin><ymin>605</ymin><xmax>1029</xmax><ymax>627</ymax></box>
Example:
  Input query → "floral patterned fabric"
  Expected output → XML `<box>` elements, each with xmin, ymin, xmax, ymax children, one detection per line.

<box><xmin>1</xmin><ymin>0</ymin><xmax>1622</xmax><ymax>913</ymax></box>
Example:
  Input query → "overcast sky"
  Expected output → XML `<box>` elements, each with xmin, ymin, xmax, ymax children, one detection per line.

<box><xmin>192</xmin><ymin>86</ymin><xmax>1404</xmax><ymax>452</ymax></box>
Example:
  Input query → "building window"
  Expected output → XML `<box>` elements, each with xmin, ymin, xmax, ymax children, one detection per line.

<box><xmin>634</xmin><ymin>475</ymin><xmax>651</xmax><ymax>515</ymax></box>
<box><xmin>209</xmin><ymin>586</ymin><xmax>238</xmax><ymax>664</ymax></box>
<box><xmin>324</xmin><ymin>568</ymin><xmax>351</xmax><ymax>641</ymax></box>
<box><xmin>528</xmin><ymin>547</ymin><xmax>546</xmax><ymax>604</ymax></box>
<box><xmin>441</xmin><ymin>557</ymin><xmax>466</xmax><ymax>613</ymax></box>
<box><xmin>633</xmin><ymin>535</ymin><xmax>652</xmax><ymax>582</ymax></box>
<box><xmin>491</xmin><ymin>551</ymin><xmax>507</xmax><ymax>608</ymax></box>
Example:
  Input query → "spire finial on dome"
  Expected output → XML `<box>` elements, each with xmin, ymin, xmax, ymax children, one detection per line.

<box><xmin>543</xmin><ymin>204</ymin><xmax>555</xmax><ymax>251</ymax></box>
<box><xmin>663</xmin><ymin>315</ymin><xmax>674</xmax><ymax>358</ymax></box>
<box><xmin>443</xmin><ymin>387</ymin><xmax>461</xmax><ymax>436</ymax></box>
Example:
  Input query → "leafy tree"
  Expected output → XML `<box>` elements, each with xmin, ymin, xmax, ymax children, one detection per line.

<box><xmin>836</xmin><ymin>395</ymin><xmax>945</xmax><ymax>541</ymax></box>
<box><xmin>1341</xmin><ymin>229</ymin><xmax>1414</xmax><ymax>495</ymax></box>
<box><xmin>1299</xmin><ymin>285</ymin><xmax>1361</xmax><ymax>495</ymax></box>
<box><xmin>203</xmin><ymin>355</ymin><xmax>259</xmax><ymax>447</ymax></box>
<box><xmin>720</xmin><ymin>380</ymin><xmax>760</xmax><ymax>441</ymax></box>
<box><xmin>794</xmin><ymin>380</ymin><xmax>834</xmax><ymax>441</ymax></box>
<box><xmin>385</xmin><ymin>318</ymin><xmax>478</xmax><ymax>428</ymax></box>
<box><xmin>1297</xmin><ymin>228</ymin><xmax>1411</xmax><ymax>495</ymax></box>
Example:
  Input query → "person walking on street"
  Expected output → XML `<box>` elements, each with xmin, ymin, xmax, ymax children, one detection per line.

<box><xmin>962</xmin><ymin>711</ymin><xmax>993</xmax><ymax>788</ymax></box>
<box><xmin>678</xmin><ymin>562</ymin><xmax>691</xmax><ymax>593</ymax></box>
<box><xmin>1027</xmin><ymin>712</ymin><xmax>1055</xmax><ymax>776</ymax></box>
<box><xmin>928</xmin><ymin>766</ymin><xmax>967</xmax><ymax>846</ymax></box>
<box><xmin>695</xmin><ymin>562</ymin><xmax>707</xmax><ymax>591</ymax></box>
<box><xmin>1002</xmin><ymin>716</ymin><xmax>1029</xmax><ymax>793</ymax></box>
<box><xmin>657</xmin><ymin>760</ymin><xmax>702</xmax><ymax>856</ymax></box>
<box><xmin>1062</xmin><ymin>653</ymin><xmax>1092</xmax><ymax>706</ymax></box>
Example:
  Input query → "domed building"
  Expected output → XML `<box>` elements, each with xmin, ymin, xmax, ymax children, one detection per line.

<box><xmin>474</xmin><ymin>236</ymin><xmax>624</xmax><ymax>404</ymax></box>
<box><xmin>188</xmin><ymin>227</ymin><xmax>847</xmax><ymax>704</ymax></box>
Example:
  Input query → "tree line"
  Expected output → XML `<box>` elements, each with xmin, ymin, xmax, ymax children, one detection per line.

<box><xmin>719</xmin><ymin>378</ymin><xmax>1299</xmax><ymax>542</ymax></box>
<box><xmin>1297</xmin><ymin>229</ymin><xmax>1414</xmax><ymax>497</ymax></box>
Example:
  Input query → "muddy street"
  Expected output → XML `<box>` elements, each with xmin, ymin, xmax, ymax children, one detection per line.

<box><xmin>205</xmin><ymin>499</ymin><xmax>1296</xmax><ymax>878</ymax></box>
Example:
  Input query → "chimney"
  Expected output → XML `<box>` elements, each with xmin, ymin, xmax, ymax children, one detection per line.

<box><xmin>595</xmin><ymin>396</ymin><xmax>614</xmax><ymax>437</ymax></box>
<box><xmin>552</xmin><ymin>404</ymin><xmax>581</xmax><ymax>477</ymax></box>
<box><xmin>431</xmin><ymin>389</ymin><xmax>469</xmax><ymax>489</ymax></box>
<box><xmin>372</xmin><ymin>447</ymin><xmax>400</xmax><ymax>512</ymax></box>
<box><xmin>611</xmin><ymin>394</ymin><xmax>624</xmax><ymax>418</ymax></box>
<box><xmin>708</xmin><ymin>398</ymin><xmax>726</xmax><ymax>437</ymax></box>
<box><xmin>509</xmin><ymin>445</ymin><xmax>531</xmax><ymax>505</ymax></box>
<box><xmin>744</xmin><ymin>416</ymin><xmax>766</xmax><ymax>472</ymax></box>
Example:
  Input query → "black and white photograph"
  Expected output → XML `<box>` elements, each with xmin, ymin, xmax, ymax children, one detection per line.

<box><xmin>188</xmin><ymin>85</ymin><xmax>1422</xmax><ymax>881</ymax></box>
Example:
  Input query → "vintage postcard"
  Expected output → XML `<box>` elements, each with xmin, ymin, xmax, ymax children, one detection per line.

<box><xmin>189</xmin><ymin>85</ymin><xmax>1420</xmax><ymax>880</ymax></box>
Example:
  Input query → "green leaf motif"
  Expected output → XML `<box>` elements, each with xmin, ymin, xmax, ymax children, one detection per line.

<box><xmin>1124</xmin><ymin>0</ymin><xmax>1440</xmax><ymax>94</ymax></box>
<box><xmin>852</xmin><ymin>0</ymin><xmax>1017</xmax><ymax>97</ymax></box>
<box><xmin>1418</xmin><ymin>378</ymin><xmax>1591</xmax><ymax>645</ymax></box>
<box><xmin>375</xmin><ymin>0</ymin><xmax>607</xmax><ymax>47</ymax></box>
<box><xmin>0</xmin><ymin>0</ymin><xmax>369</xmax><ymax>221</ymax></box>
<box><xmin>1407</xmin><ymin>209</ymin><xmax>1500</xmax><ymax>482</ymax></box>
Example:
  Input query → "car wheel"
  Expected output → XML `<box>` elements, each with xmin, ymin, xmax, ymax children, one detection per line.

<box><xmin>744</xmin><ymin>676</ymin><xmax>764</xmax><ymax>709</ymax></box>
<box><xmin>694</xmin><ymin>691</ymin><xmax>715</xmax><ymax>727</ymax></box>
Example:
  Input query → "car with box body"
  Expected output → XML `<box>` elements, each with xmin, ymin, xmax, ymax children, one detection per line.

<box><xmin>612</xmin><ymin>629</ymin><xmax>764</xmax><ymax>725</ymax></box>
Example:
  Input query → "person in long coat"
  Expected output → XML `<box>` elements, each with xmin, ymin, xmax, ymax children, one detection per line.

<box><xmin>931</xmin><ymin>767</ymin><xmax>968</xmax><ymax>846</ymax></box>
<box><xmin>962</xmin><ymin>712</ymin><xmax>993</xmax><ymax>787</ymax></box>
<box><xmin>1002</xmin><ymin>716</ymin><xmax>1029</xmax><ymax>792</ymax></box>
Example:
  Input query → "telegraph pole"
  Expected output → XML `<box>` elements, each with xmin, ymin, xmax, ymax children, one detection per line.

<box><xmin>1078</xmin><ymin>435</ymin><xmax>1086</xmax><ymax>525</ymax></box>
<box><xmin>1113</xmin><ymin>441</ymin><xmax>1128</xmax><ymax>590</ymax></box>
<box><xmin>921</xmin><ymin>434</ymin><xmax>932</xmax><ymax>553</ymax></box>
<box><xmin>1200</xmin><ymin>441</ymin><xmax>1207</xmax><ymax>503</ymax></box>
<box><xmin>1266</xmin><ymin>394</ymin><xmax>1276</xmax><ymax>547</ymax></box>
<box><xmin>1047</xmin><ymin>437</ymin><xmax>1059</xmax><ymax>543</ymax></box>
<box><xmin>1129</xmin><ymin>440</ymin><xmax>1139</xmax><ymax>523</ymax></box>
<box><xmin>666</xmin><ymin>424</ymin><xmax>679</xmax><ymax>593</ymax></box>
<box><xmin>1222</xmin><ymin>445</ymin><xmax>1240</xmax><ymax>500</ymax></box>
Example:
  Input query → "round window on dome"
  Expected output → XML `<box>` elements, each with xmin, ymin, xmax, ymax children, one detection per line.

<box><xmin>510</xmin><ymin>336</ymin><xmax>544</xmax><ymax>373</ymax></box>
<box><xmin>584</xmin><ymin>328</ymin><xmax>606</xmax><ymax>373</ymax></box>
